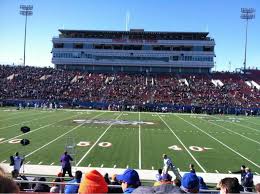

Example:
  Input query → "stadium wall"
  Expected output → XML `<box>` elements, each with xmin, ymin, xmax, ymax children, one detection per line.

<box><xmin>2</xmin><ymin>99</ymin><xmax>260</xmax><ymax>116</ymax></box>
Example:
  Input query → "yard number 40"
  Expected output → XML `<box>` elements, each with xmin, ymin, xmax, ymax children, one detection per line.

<box><xmin>168</xmin><ymin>145</ymin><xmax>211</xmax><ymax>152</ymax></box>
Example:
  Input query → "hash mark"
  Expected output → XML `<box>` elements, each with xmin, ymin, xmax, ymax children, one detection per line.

<box><xmin>215</xmin><ymin>170</ymin><xmax>219</xmax><ymax>173</ymax></box>
<box><xmin>113</xmin><ymin>165</ymin><xmax>116</xmax><ymax>168</ymax></box>
<box><xmin>152</xmin><ymin>166</ymin><xmax>154</xmax><ymax>170</ymax></box>
<box><xmin>26</xmin><ymin>161</ymin><xmax>31</xmax><ymax>164</ymax></box>
<box><xmin>126</xmin><ymin>165</ymin><xmax>129</xmax><ymax>168</ymax></box>
<box><xmin>38</xmin><ymin>162</ymin><xmax>42</xmax><ymax>165</ymax></box>
<box><xmin>228</xmin><ymin>171</ymin><xmax>232</xmax><ymax>174</ymax></box>
<box><xmin>1</xmin><ymin>160</ymin><xmax>6</xmax><ymax>163</ymax></box>
<box><xmin>177</xmin><ymin>168</ymin><xmax>180</xmax><ymax>172</ymax></box>
<box><xmin>101</xmin><ymin>164</ymin><xmax>104</xmax><ymax>168</ymax></box>
<box><xmin>50</xmin><ymin>162</ymin><xmax>55</xmax><ymax>165</ymax></box>
<box><xmin>88</xmin><ymin>163</ymin><xmax>91</xmax><ymax>167</ymax></box>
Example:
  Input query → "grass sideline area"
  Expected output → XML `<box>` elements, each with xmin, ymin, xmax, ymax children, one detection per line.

<box><xmin>0</xmin><ymin>108</ymin><xmax>259</xmax><ymax>175</ymax></box>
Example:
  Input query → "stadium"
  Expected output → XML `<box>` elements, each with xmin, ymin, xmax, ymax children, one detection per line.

<box><xmin>0</xmin><ymin>1</ymin><xmax>259</xmax><ymax>193</ymax></box>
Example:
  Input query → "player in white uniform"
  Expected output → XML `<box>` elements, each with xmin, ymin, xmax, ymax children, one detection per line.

<box><xmin>162</xmin><ymin>154</ymin><xmax>182</xmax><ymax>180</ymax></box>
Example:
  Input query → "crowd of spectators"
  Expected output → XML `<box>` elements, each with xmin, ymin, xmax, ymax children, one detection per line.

<box><xmin>0</xmin><ymin>164</ymin><xmax>259</xmax><ymax>193</ymax></box>
<box><xmin>0</xmin><ymin>65</ymin><xmax>259</xmax><ymax>110</ymax></box>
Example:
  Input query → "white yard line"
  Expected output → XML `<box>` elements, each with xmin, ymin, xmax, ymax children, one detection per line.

<box><xmin>0</xmin><ymin>112</ymin><xmax>51</xmax><ymax>130</ymax></box>
<box><xmin>200</xmin><ymin>117</ymin><xmax>260</xmax><ymax>145</ymax></box>
<box><xmin>243</xmin><ymin>119</ymin><xmax>260</xmax><ymax>127</ymax></box>
<box><xmin>225</xmin><ymin>120</ymin><xmax>260</xmax><ymax>133</ymax></box>
<box><xmin>25</xmin><ymin>112</ymin><xmax>105</xmax><ymax>158</ymax></box>
<box><xmin>0</xmin><ymin>113</ymin><xmax>81</xmax><ymax>144</ymax></box>
<box><xmin>0</xmin><ymin>111</ymin><xmax>28</xmax><ymax>122</ymax></box>
<box><xmin>157</xmin><ymin>113</ymin><xmax>207</xmax><ymax>173</ymax></box>
<box><xmin>176</xmin><ymin>115</ymin><xmax>260</xmax><ymax>169</ymax></box>
<box><xmin>76</xmin><ymin>113</ymin><xmax>123</xmax><ymax>166</ymax></box>
<box><xmin>138</xmin><ymin>112</ymin><xmax>142</xmax><ymax>169</ymax></box>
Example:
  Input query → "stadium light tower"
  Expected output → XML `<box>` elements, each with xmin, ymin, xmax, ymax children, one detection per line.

<box><xmin>20</xmin><ymin>5</ymin><xmax>33</xmax><ymax>66</ymax></box>
<box><xmin>240</xmin><ymin>8</ymin><xmax>255</xmax><ymax>73</ymax></box>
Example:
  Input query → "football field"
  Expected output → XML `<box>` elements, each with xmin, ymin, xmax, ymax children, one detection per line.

<box><xmin>0</xmin><ymin>108</ymin><xmax>259</xmax><ymax>175</ymax></box>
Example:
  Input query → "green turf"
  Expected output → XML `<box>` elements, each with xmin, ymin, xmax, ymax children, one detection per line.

<box><xmin>0</xmin><ymin>108</ymin><xmax>259</xmax><ymax>174</ymax></box>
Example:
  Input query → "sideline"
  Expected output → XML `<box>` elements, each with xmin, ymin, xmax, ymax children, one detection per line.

<box><xmin>1</xmin><ymin>163</ymin><xmax>259</xmax><ymax>184</ymax></box>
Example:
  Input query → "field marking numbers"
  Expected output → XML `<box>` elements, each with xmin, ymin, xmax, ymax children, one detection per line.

<box><xmin>157</xmin><ymin>113</ymin><xmax>207</xmax><ymax>173</ymax></box>
<box><xmin>200</xmin><ymin>118</ymin><xmax>260</xmax><ymax>145</ymax></box>
<box><xmin>76</xmin><ymin>113</ymin><xmax>122</xmax><ymax>166</ymax></box>
<box><xmin>176</xmin><ymin>115</ymin><xmax>260</xmax><ymax>169</ymax></box>
<box><xmin>138</xmin><ymin>112</ymin><xmax>142</xmax><ymax>169</ymax></box>
<box><xmin>77</xmin><ymin>141</ymin><xmax>91</xmax><ymax>147</ymax></box>
<box><xmin>25</xmin><ymin>112</ymin><xmax>105</xmax><ymax>158</ymax></box>
<box><xmin>0</xmin><ymin>113</ymin><xmax>82</xmax><ymax>144</ymax></box>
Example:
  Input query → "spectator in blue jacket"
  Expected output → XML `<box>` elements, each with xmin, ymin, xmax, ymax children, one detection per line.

<box><xmin>64</xmin><ymin>170</ymin><xmax>82</xmax><ymax>194</ymax></box>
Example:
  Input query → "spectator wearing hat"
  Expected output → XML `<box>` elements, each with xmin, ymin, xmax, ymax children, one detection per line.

<box><xmin>79</xmin><ymin>170</ymin><xmax>108</xmax><ymax>194</ymax></box>
<box><xmin>180</xmin><ymin>172</ymin><xmax>200</xmax><ymax>193</ymax></box>
<box><xmin>64</xmin><ymin>170</ymin><xmax>82</xmax><ymax>194</ymax></box>
<box><xmin>60</xmin><ymin>151</ymin><xmax>73</xmax><ymax>177</ymax></box>
<box><xmin>218</xmin><ymin>177</ymin><xmax>240</xmax><ymax>194</ymax></box>
<box><xmin>116</xmin><ymin>168</ymin><xmax>141</xmax><ymax>193</ymax></box>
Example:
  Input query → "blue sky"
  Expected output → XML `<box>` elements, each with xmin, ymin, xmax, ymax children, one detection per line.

<box><xmin>0</xmin><ymin>0</ymin><xmax>259</xmax><ymax>71</ymax></box>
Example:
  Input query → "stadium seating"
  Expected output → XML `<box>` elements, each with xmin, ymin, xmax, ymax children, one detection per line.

<box><xmin>0</xmin><ymin>65</ymin><xmax>259</xmax><ymax>110</ymax></box>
